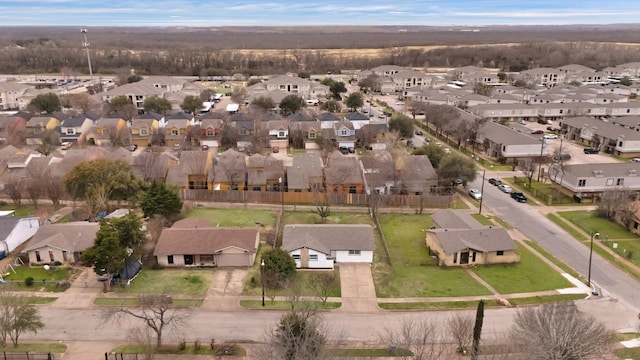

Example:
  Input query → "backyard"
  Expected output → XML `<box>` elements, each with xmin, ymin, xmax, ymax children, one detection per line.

<box><xmin>183</xmin><ymin>208</ymin><xmax>277</xmax><ymax>229</ymax></box>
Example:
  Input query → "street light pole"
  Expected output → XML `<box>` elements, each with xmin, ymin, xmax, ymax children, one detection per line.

<box><xmin>261</xmin><ymin>258</ymin><xmax>265</xmax><ymax>306</ymax></box>
<box><xmin>279</xmin><ymin>176</ymin><xmax>284</xmax><ymax>211</ymax></box>
<box><xmin>537</xmin><ymin>137</ymin><xmax>545</xmax><ymax>182</ymax></box>
<box><xmin>588</xmin><ymin>232</ymin><xmax>600</xmax><ymax>290</ymax></box>
<box><xmin>478</xmin><ymin>169</ymin><xmax>486</xmax><ymax>215</ymax></box>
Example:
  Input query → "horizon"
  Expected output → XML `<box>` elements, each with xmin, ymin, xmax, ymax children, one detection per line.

<box><xmin>1</xmin><ymin>0</ymin><xmax>639</xmax><ymax>27</ymax></box>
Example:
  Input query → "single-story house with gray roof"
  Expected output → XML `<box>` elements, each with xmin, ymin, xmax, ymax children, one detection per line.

<box><xmin>23</xmin><ymin>222</ymin><xmax>99</xmax><ymax>265</ymax></box>
<box><xmin>281</xmin><ymin>224</ymin><xmax>375</xmax><ymax>269</ymax></box>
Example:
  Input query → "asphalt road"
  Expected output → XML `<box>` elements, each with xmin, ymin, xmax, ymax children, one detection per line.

<box><xmin>470</xmin><ymin>173</ymin><xmax>640</xmax><ymax>312</ymax></box>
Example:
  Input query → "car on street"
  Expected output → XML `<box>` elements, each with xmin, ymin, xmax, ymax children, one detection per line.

<box><xmin>511</xmin><ymin>192</ymin><xmax>528</xmax><ymax>203</ymax></box>
<box><xmin>395</xmin><ymin>100</ymin><xmax>405</xmax><ymax>105</ymax></box>
<box><xmin>583</xmin><ymin>148</ymin><xmax>599</xmax><ymax>154</ymax></box>
<box><xmin>61</xmin><ymin>142</ymin><xmax>72</xmax><ymax>150</ymax></box>
<box><xmin>531</xmin><ymin>130</ymin><xmax>544</xmax><ymax>135</ymax></box>
<box><xmin>128</xmin><ymin>144</ymin><xmax>137</xmax><ymax>152</ymax></box>
<box><xmin>468</xmin><ymin>188</ymin><xmax>482</xmax><ymax>200</ymax></box>
<box><xmin>519</xmin><ymin>120</ymin><xmax>527</xmax><ymax>125</ymax></box>
<box><xmin>498</xmin><ymin>184</ymin><xmax>512</xmax><ymax>193</ymax></box>
<box><xmin>488</xmin><ymin>178</ymin><xmax>502</xmax><ymax>186</ymax></box>
<box><xmin>415</xmin><ymin>130</ymin><xmax>423</xmax><ymax>136</ymax></box>
<box><xmin>543</xmin><ymin>134</ymin><xmax>558</xmax><ymax>140</ymax></box>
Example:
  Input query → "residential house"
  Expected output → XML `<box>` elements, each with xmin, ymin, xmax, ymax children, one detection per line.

<box><xmin>101</xmin><ymin>82</ymin><xmax>165</xmax><ymax>113</ymax></box>
<box><xmin>368</xmin><ymin>65</ymin><xmax>405</xmax><ymax>77</ymax></box>
<box><xmin>325</xmin><ymin>120</ymin><xmax>356</xmax><ymax>150</ymax></box>
<box><xmin>130</xmin><ymin>118</ymin><xmax>159</xmax><ymax>147</ymax></box>
<box><xmin>200</xmin><ymin>118</ymin><xmax>224</xmax><ymax>147</ymax></box>
<box><xmin>359</xmin><ymin>151</ymin><xmax>395</xmax><ymax>194</ymax></box>
<box><xmin>606</xmin><ymin>102</ymin><xmax>640</xmax><ymax>117</ymax></box>
<box><xmin>396</xmin><ymin>155</ymin><xmax>437</xmax><ymax>194</ymax></box>
<box><xmin>246</xmin><ymin>154</ymin><xmax>284</xmax><ymax>191</ymax></box>
<box><xmin>467</xmin><ymin>103</ymin><xmax>537</xmax><ymax>123</ymax></box>
<box><xmin>561</xmin><ymin>116</ymin><xmax>640</xmax><ymax>156</ymax></box>
<box><xmin>286</xmin><ymin>153</ymin><xmax>324</xmax><ymax>192</ymax></box>
<box><xmin>518</xmin><ymin>68</ymin><xmax>566</xmax><ymax>87</ymax></box>
<box><xmin>289</xmin><ymin>121</ymin><xmax>322</xmax><ymax>150</ymax></box>
<box><xmin>451</xmin><ymin>66</ymin><xmax>499</xmax><ymax>85</ymax></box>
<box><xmin>357</xmin><ymin>123</ymin><xmax>389</xmax><ymax>150</ymax></box>
<box><xmin>319</xmin><ymin>112</ymin><xmax>341</xmax><ymax>129</ymax></box>
<box><xmin>248</xmin><ymin>74</ymin><xmax>329</xmax><ymax>100</ymax></box>
<box><xmin>25</xmin><ymin>115</ymin><xmax>61</xmax><ymax>144</ymax></box>
<box><xmin>59</xmin><ymin>114</ymin><xmax>96</xmax><ymax>144</ymax></box>
<box><xmin>267</xmin><ymin>119</ymin><xmax>289</xmax><ymax>150</ymax></box>
<box><xmin>0</xmin><ymin>82</ymin><xmax>31</xmax><ymax>110</ymax></box>
<box><xmin>154</xmin><ymin>218</ymin><xmax>259</xmax><ymax>267</ymax></box>
<box><xmin>281</xmin><ymin>224</ymin><xmax>375</xmax><ymax>269</ymax></box>
<box><xmin>0</xmin><ymin>115</ymin><xmax>27</xmax><ymax>145</ymax></box>
<box><xmin>324</xmin><ymin>153</ymin><xmax>364</xmax><ymax>194</ymax></box>
<box><xmin>549</xmin><ymin>162</ymin><xmax>640</xmax><ymax>201</ymax></box>
<box><xmin>390</xmin><ymin>69</ymin><xmax>430</xmax><ymax>91</ymax></box>
<box><xmin>0</xmin><ymin>216</ymin><xmax>40</xmax><ymax>254</ymax></box>
<box><xmin>138</xmin><ymin>111</ymin><xmax>167</xmax><ymax>128</ymax></box>
<box><xmin>164</xmin><ymin>118</ymin><xmax>190</xmax><ymax>148</ymax></box>
<box><xmin>211</xmin><ymin>149</ymin><xmax>246</xmax><ymax>191</ymax></box>
<box><xmin>426</xmin><ymin>209</ymin><xmax>519</xmax><ymax>267</ymax></box>
<box><xmin>165</xmin><ymin>150</ymin><xmax>212</xmax><ymax>189</ymax></box>
<box><xmin>476</xmin><ymin>121</ymin><xmax>543</xmax><ymax>159</ymax></box>
<box><xmin>343</xmin><ymin>112</ymin><xmax>370</xmax><ymax>130</ymax></box>
<box><xmin>132</xmin><ymin>151</ymin><xmax>175</xmax><ymax>183</ymax></box>
<box><xmin>23</xmin><ymin>222</ymin><xmax>100</xmax><ymax>265</ymax></box>
<box><xmin>85</xmin><ymin>117</ymin><xmax>128</xmax><ymax>146</ymax></box>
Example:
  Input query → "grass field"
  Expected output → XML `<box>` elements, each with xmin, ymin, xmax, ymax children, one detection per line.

<box><xmin>471</xmin><ymin>243</ymin><xmax>571</xmax><ymax>294</ymax></box>
<box><xmin>547</xmin><ymin>213</ymin><xmax>588</xmax><ymax>241</ymax></box>
<box><xmin>471</xmin><ymin>214</ymin><xmax>494</xmax><ymax>226</ymax></box>
<box><xmin>117</xmin><ymin>269</ymin><xmax>213</xmax><ymax>296</ymax></box>
<box><xmin>2</xmin><ymin>266</ymin><xmax>78</xmax><ymax>292</ymax></box>
<box><xmin>524</xmin><ymin>240</ymin><xmax>579</xmax><ymax>278</ymax></box>
<box><xmin>0</xmin><ymin>343</ymin><xmax>67</xmax><ymax>353</ymax></box>
<box><xmin>243</xmin><ymin>267</ymin><xmax>341</xmax><ymax>298</ymax></box>
<box><xmin>184</xmin><ymin>208</ymin><xmax>277</xmax><ymax>229</ymax></box>
<box><xmin>378</xmin><ymin>293</ymin><xmax>586</xmax><ymax>310</ymax></box>
<box><xmin>283</xmin><ymin>211</ymin><xmax>373</xmax><ymax>225</ymax></box>
<box><xmin>376</xmin><ymin>214</ymin><xmax>491</xmax><ymax>298</ymax></box>
<box><xmin>601</xmin><ymin>239</ymin><xmax>640</xmax><ymax>267</ymax></box>
<box><xmin>113</xmin><ymin>344</ymin><xmax>246</xmax><ymax>356</ymax></box>
<box><xmin>558</xmin><ymin>210</ymin><xmax>637</xmax><ymax>239</ymax></box>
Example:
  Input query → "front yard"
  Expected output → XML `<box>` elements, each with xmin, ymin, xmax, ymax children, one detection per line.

<box><xmin>1</xmin><ymin>265</ymin><xmax>78</xmax><ymax>292</ymax></box>
<box><xmin>116</xmin><ymin>269</ymin><xmax>214</xmax><ymax>296</ymax></box>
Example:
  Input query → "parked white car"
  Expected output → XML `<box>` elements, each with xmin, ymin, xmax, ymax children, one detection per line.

<box><xmin>498</xmin><ymin>184</ymin><xmax>512</xmax><ymax>193</ymax></box>
<box><xmin>543</xmin><ymin>134</ymin><xmax>558</xmax><ymax>140</ymax></box>
<box><xmin>468</xmin><ymin>188</ymin><xmax>482</xmax><ymax>200</ymax></box>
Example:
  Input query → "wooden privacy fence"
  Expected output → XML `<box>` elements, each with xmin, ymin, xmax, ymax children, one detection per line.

<box><xmin>180</xmin><ymin>189</ymin><xmax>455</xmax><ymax>208</ymax></box>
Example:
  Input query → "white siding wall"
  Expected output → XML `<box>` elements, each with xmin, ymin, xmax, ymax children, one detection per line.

<box><xmin>289</xmin><ymin>248</ymin><xmax>334</xmax><ymax>269</ymax></box>
<box><xmin>502</xmin><ymin>143</ymin><xmax>543</xmax><ymax>157</ymax></box>
<box><xmin>334</xmin><ymin>250</ymin><xmax>373</xmax><ymax>263</ymax></box>
<box><xmin>4</xmin><ymin>217</ymin><xmax>39</xmax><ymax>253</ymax></box>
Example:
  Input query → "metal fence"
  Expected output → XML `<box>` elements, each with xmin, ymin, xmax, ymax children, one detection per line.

<box><xmin>104</xmin><ymin>354</ymin><xmax>138</xmax><ymax>360</ymax></box>
<box><xmin>0</xmin><ymin>353</ymin><xmax>53</xmax><ymax>360</ymax></box>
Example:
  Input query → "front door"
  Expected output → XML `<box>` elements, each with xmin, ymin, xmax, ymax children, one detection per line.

<box><xmin>460</xmin><ymin>251</ymin><xmax>469</xmax><ymax>265</ymax></box>
<box><xmin>184</xmin><ymin>255</ymin><xmax>194</xmax><ymax>265</ymax></box>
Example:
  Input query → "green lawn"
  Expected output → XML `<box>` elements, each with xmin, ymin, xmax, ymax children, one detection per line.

<box><xmin>94</xmin><ymin>297</ymin><xmax>202</xmax><ymax>307</ymax></box>
<box><xmin>183</xmin><ymin>208</ymin><xmax>277</xmax><ymax>229</ymax></box>
<box><xmin>471</xmin><ymin>243</ymin><xmax>571</xmax><ymax>294</ymax></box>
<box><xmin>243</xmin><ymin>267</ymin><xmax>341</xmax><ymax>298</ymax></box>
<box><xmin>0</xmin><ymin>343</ymin><xmax>67</xmax><ymax>353</ymax></box>
<box><xmin>0</xmin><ymin>204</ymin><xmax>38</xmax><ymax>217</ymax></box>
<box><xmin>378</xmin><ymin>293</ymin><xmax>586</xmax><ymax>310</ymax></box>
<box><xmin>113</xmin><ymin>344</ymin><xmax>246</xmax><ymax>356</ymax></box>
<box><xmin>559</xmin><ymin>210</ymin><xmax>638</xmax><ymax>240</ymax></box>
<box><xmin>329</xmin><ymin>348</ymin><xmax>413</xmax><ymax>357</ymax></box>
<box><xmin>2</xmin><ymin>266</ymin><xmax>78</xmax><ymax>292</ymax></box>
<box><xmin>376</xmin><ymin>214</ymin><xmax>491</xmax><ymax>298</ymax></box>
<box><xmin>547</xmin><ymin>213</ymin><xmax>588</xmax><ymax>241</ymax></box>
<box><xmin>471</xmin><ymin>214</ymin><xmax>494</xmax><ymax>226</ymax></box>
<box><xmin>601</xmin><ymin>239</ymin><xmax>640</xmax><ymax>267</ymax></box>
<box><xmin>524</xmin><ymin>240</ymin><xmax>579</xmax><ymax>278</ymax></box>
<box><xmin>116</xmin><ymin>269</ymin><xmax>213</xmax><ymax>296</ymax></box>
<box><xmin>283</xmin><ymin>211</ymin><xmax>374</xmax><ymax>225</ymax></box>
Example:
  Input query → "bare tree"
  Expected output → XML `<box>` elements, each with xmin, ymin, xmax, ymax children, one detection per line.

<box><xmin>130</xmin><ymin>326</ymin><xmax>156</xmax><ymax>360</ymax></box>
<box><xmin>70</xmin><ymin>93</ymin><xmax>96</xmax><ymax>113</ymax></box>
<box><xmin>511</xmin><ymin>302</ymin><xmax>614</xmax><ymax>360</ymax></box>
<box><xmin>424</xmin><ymin>104</ymin><xmax>459</xmax><ymax>137</ymax></box>
<box><xmin>448</xmin><ymin>312</ymin><xmax>474</xmax><ymax>355</ymax></box>
<box><xmin>310</xmin><ymin>272</ymin><xmax>337</xmax><ymax>305</ymax></box>
<box><xmin>517</xmin><ymin>158</ymin><xmax>537</xmax><ymax>189</ymax></box>
<box><xmin>3</xmin><ymin>175</ymin><xmax>25</xmax><ymax>207</ymax></box>
<box><xmin>596</xmin><ymin>188</ymin><xmax>632</xmax><ymax>220</ymax></box>
<box><xmin>311</xmin><ymin>186</ymin><xmax>330</xmax><ymax>223</ymax></box>
<box><xmin>0</xmin><ymin>291</ymin><xmax>45</xmax><ymax>347</ymax></box>
<box><xmin>105</xmin><ymin>294</ymin><xmax>188</xmax><ymax>348</ymax></box>
<box><xmin>383</xmin><ymin>316</ymin><xmax>450</xmax><ymax>360</ymax></box>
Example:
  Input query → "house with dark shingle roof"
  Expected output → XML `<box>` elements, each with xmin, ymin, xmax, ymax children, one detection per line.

<box><xmin>426</xmin><ymin>209</ymin><xmax>519</xmax><ymax>267</ymax></box>
<box><xmin>153</xmin><ymin>219</ymin><xmax>259</xmax><ymax>267</ymax></box>
<box><xmin>59</xmin><ymin>114</ymin><xmax>95</xmax><ymax>143</ymax></box>
<box><xmin>281</xmin><ymin>224</ymin><xmax>375</xmax><ymax>269</ymax></box>
<box><xmin>324</xmin><ymin>153</ymin><xmax>364</xmax><ymax>194</ymax></box>
<box><xmin>286</xmin><ymin>153</ymin><xmax>323</xmax><ymax>192</ymax></box>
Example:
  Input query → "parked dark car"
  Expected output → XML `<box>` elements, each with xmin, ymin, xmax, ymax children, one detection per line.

<box><xmin>584</xmin><ymin>148</ymin><xmax>599</xmax><ymax>154</ymax></box>
<box><xmin>531</xmin><ymin>130</ymin><xmax>544</xmax><ymax>135</ymax></box>
<box><xmin>511</xmin><ymin>192</ymin><xmax>528</xmax><ymax>203</ymax></box>
<box><xmin>488</xmin><ymin>178</ymin><xmax>502</xmax><ymax>186</ymax></box>
<box><xmin>415</xmin><ymin>130</ymin><xmax>423</xmax><ymax>136</ymax></box>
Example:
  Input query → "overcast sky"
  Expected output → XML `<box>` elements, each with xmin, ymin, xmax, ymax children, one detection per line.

<box><xmin>1</xmin><ymin>0</ymin><xmax>638</xmax><ymax>26</ymax></box>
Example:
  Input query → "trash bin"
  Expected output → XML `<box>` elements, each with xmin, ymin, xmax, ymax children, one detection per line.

<box><xmin>0</xmin><ymin>251</ymin><xmax>5</xmax><ymax>260</ymax></box>
<box><xmin>388</xmin><ymin>343</ymin><xmax>397</xmax><ymax>355</ymax></box>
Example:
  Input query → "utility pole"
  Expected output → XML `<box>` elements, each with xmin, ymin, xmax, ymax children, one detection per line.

<box><xmin>81</xmin><ymin>28</ymin><xmax>93</xmax><ymax>82</ymax></box>
<box><xmin>537</xmin><ymin>137</ymin><xmax>545</xmax><ymax>182</ymax></box>
<box><xmin>478</xmin><ymin>169</ymin><xmax>486</xmax><ymax>215</ymax></box>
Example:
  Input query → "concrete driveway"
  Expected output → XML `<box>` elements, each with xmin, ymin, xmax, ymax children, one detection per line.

<box><xmin>202</xmin><ymin>268</ymin><xmax>247</xmax><ymax>310</ymax></box>
<box><xmin>338</xmin><ymin>263</ymin><xmax>378</xmax><ymax>312</ymax></box>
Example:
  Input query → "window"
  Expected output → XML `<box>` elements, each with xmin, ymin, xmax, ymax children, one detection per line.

<box><xmin>206</xmin><ymin>129</ymin><xmax>214</xmax><ymax>136</ymax></box>
<box><xmin>35</xmin><ymin>250</ymin><xmax>41</xmax><ymax>262</ymax></box>
<box><xmin>277</xmin><ymin>131</ymin><xmax>286</xmax><ymax>138</ymax></box>
<box><xmin>140</xmin><ymin>128</ymin><xmax>148</xmax><ymax>136</ymax></box>
<box><xmin>66</xmin><ymin>128</ymin><xmax>74</xmax><ymax>135</ymax></box>
<box><xmin>349</xmin><ymin>186</ymin><xmax>357</xmax><ymax>194</ymax></box>
<box><xmin>348</xmin><ymin>250</ymin><xmax>361</xmax><ymax>256</ymax></box>
<box><xmin>472</xmin><ymin>252</ymin><xmax>476</xmax><ymax>262</ymax></box>
<box><xmin>62</xmin><ymin>251</ymin><xmax>68</xmax><ymax>262</ymax></box>
<box><xmin>308</xmin><ymin>131</ymin><xmax>316</xmax><ymax>139</ymax></box>
<box><xmin>340</xmin><ymin>129</ymin><xmax>349</xmax><ymax>136</ymax></box>
<box><xmin>309</xmin><ymin>254</ymin><xmax>318</xmax><ymax>261</ymax></box>
<box><xmin>253</xmin><ymin>186</ymin><xmax>261</xmax><ymax>191</ymax></box>
<box><xmin>231</xmin><ymin>183</ymin><xmax>239</xmax><ymax>191</ymax></box>
<box><xmin>49</xmin><ymin>250</ymin><xmax>54</xmax><ymax>262</ymax></box>
<box><xmin>167</xmin><ymin>255</ymin><xmax>174</xmax><ymax>264</ymax></box>
<box><xmin>617</xmin><ymin>178</ymin><xmax>625</xmax><ymax>186</ymax></box>
<box><xmin>496</xmin><ymin>250</ymin><xmax>504</xmax><ymax>256</ymax></box>
<box><xmin>578</xmin><ymin>179</ymin><xmax>586</xmax><ymax>187</ymax></box>
<box><xmin>292</xmin><ymin>254</ymin><xmax>300</xmax><ymax>260</ymax></box>
<box><xmin>171</xmin><ymin>129</ymin><xmax>179</xmax><ymax>136</ymax></box>
<box><xmin>200</xmin><ymin>255</ymin><xmax>214</xmax><ymax>263</ymax></box>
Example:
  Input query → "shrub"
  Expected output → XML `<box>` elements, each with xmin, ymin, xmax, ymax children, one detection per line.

<box><xmin>25</xmin><ymin>277</ymin><xmax>34</xmax><ymax>287</ymax></box>
<box><xmin>193</xmin><ymin>340</ymin><xmax>201</xmax><ymax>352</ymax></box>
<box><xmin>177</xmin><ymin>340</ymin><xmax>186</xmax><ymax>351</ymax></box>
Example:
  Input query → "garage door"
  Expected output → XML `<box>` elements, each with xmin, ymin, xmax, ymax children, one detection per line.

<box><xmin>216</xmin><ymin>254</ymin><xmax>251</xmax><ymax>267</ymax></box>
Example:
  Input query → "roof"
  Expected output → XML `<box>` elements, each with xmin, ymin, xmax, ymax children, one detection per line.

<box><xmin>563</xmin><ymin>116</ymin><xmax>640</xmax><ymax>141</ymax></box>
<box><xmin>431</xmin><ymin>209</ymin><xmax>484</xmax><ymax>229</ymax></box>
<box><xmin>478</xmin><ymin>121</ymin><xmax>541</xmax><ymax>145</ymax></box>
<box><xmin>0</xmin><ymin>217</ymin><xmax>25</xmax><ymax>240</ymax></box>
<box><xmin>344</xmin><ymin>112</ymin><xmax>369</xmax><ymax>121</ymax></box>
<box><xmin>287</xmin><ymin>153</ymin><xmax>324</xmax><ymax>190</ymax></box>
<box><xmin>153</xmin><ymin>228</ymin><xmax>259</xmax><ymax>256</ymax></box>
<box><xmin>282</xmin><ymin>224</ymin><xmax>375</xmax><ymax>254</ymax></box>
<box><xmin>429</xmin><ymin>227</ymin><xmax>517</xmax><ymax>254</ymax></box>
<box><xmin>325</xmin><ymin>155</ymin><xmax>363</xmax><ymax>185</ymax></box>
<box><xmin>23</xmin><ymin>222</ymin><xmax>99</xmax><ymax>252</ymax></box>
<box><xmin>560</xmin><ymin>162</ymin><xmax>640</xmax><ymax>178</ymax></box>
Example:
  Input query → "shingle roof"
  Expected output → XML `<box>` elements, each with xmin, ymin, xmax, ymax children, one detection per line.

<box><xmin>287</xmin><ymin>153</ymin><xmax>323</xmax><ymax>190</ymax></box>
<box><xmin>429</xmin><ymin>227</ymin><xmax>516</xmax><ymax>254</ymax></box>
<box><xmin>153</xmin><ymin>228</ymin><xmax>259</xmax><ymax>256</ymax></box>
<box><xmin>431</xmin><ymin>209</ymin><xmax>484</xmax><ymax>229</ymax></box>
<box><xmin>281</xmin><ymin>224</ymin><xmax>375</xmax><ymax>254</ymax></box>
<box><xmin>560</xmin><ymin>162</ymin><xmax>640</xmax><ymax>178</ymax></box>
<box><xmin>23</xmin><ymin>222</ymin><xmax>99</xmax><ymax>252</ymax></box>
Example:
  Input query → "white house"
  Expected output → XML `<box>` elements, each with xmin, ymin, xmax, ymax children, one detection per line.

<box><xmin>549</xmin><ymin>162</ymin><xmax>640</xmax><ymax>202</ymax></box>
<box><xmin>281</xmin><ymin>224</ymin><xmax>375</xmax><ymax>269</ymax></box>
<box><xmin>0</xmin><ymin>216</ymin><xmax>40</xmax><ymax>255</ymax></box>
